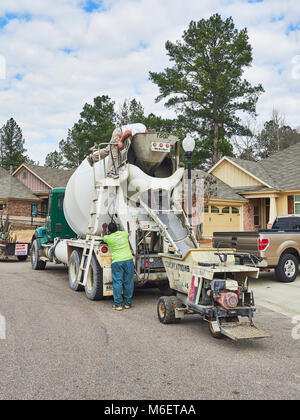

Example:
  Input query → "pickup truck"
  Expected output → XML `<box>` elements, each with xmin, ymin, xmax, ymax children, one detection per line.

<box><xmin>213</xmin><ymin>215</ymin><xmax>300</xmax><ymax>283</ymax></box>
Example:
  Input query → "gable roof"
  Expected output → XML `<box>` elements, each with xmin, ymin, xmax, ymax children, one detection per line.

<box><xmin>13</xmin><ymin>164</ymin><xmax>75</xmax><ymax>189</ymax></box>
<box><xmin>209</xmin><ymin>142</ymin><xmax>300</xmax><ymax>192</ymax></box>
<box><xmin>187</xmin><ymin>170</ymin><xmax>246</xmax><ymax>202</ymax></box>
<box><xmin>0</xmin><ymin>167</ymin><xmax>41</xmax><ymax>200</ymax></box>
<box><xmin>226</xmin><ymin>157</ymin><xmax>276</xmax><ymax>188</ymax></box>
<box><xmin>209</xmin><ymin>156</ymin><xmax>275</xmax><ymax>188</ymax></box>
<box><xmin>260</xmin><ymin>143</ymin><xmax>300</xmax><ymax>190</ymax></box>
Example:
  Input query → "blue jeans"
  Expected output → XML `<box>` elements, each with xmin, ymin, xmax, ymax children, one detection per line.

<box><xmin>111</xmin><ymin>259</ymin><xmax>135</xmax><ymax>307</ymax></box>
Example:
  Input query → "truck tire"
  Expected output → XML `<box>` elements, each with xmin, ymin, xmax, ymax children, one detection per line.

<box><xmin>157</xmin><ymin>296</ymin><xmax>181</xmax><ymax>324</ymax></box>
<box><xmin>68</xmin><ymin>250</ymin><xmax>84</xmax><ymax>292</ymax></box>
<box><xmin>275</xmin><ymin>253</ymin><xmax>298</xmax><ymax>283</ymax></box>
<box><xmin>84</xmin><ymin>253</ymin><xmax>104</xmax><ymax>301</ymax></box>
<box><xmin>31</xmin><ymin>239</ymin><xmax>46</xmax><ymax>270</ymax></box>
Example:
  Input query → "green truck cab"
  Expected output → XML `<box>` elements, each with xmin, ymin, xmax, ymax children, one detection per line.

<box><xmin>32</xmin><ymin>188</ymin><xmax>76</xmax><ymax>248</ymax></box>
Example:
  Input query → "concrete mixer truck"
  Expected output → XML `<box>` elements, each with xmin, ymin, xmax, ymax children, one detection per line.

<box><xmin>30</xmin><ymin>132</ymin><xmax>270</xmax><ymax>340</ymax></box>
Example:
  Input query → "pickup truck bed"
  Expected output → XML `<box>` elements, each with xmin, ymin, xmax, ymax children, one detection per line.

<box><xmin>213</xmin><ymin>216</ymin><xmax>300</xmax><ymax>283</ymax></box>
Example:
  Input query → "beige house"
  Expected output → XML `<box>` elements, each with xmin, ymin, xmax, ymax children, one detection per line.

<box><xmin>187</xmin><ymin>170</ymin><xmax>247</xmax><ymax>238</ymax></box>
<box><xmin>208</xmin><ymin>143</ymin><xmax>300</xmax><ymax>233</ymax></box>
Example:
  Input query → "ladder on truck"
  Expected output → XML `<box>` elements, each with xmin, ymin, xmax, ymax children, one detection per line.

<box><xmin>78</xmin><ymin>139</ymin><xmax>130</xmax><ymax>286</ymax></box>
<box><xmin>77</xmin><ymin>181</ymin><xmax>103</xmax><ymax>287</ymax></box>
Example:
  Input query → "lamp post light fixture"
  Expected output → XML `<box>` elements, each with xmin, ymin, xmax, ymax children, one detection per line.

<box><xmin>182</xmin><ymin>134</ymin><xmax>195</xmax><ymax>227</ymax></box>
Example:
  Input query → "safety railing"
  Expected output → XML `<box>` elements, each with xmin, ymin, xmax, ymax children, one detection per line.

<box><xmin>92</xmin><ymin>137</ymin><xmax>131</xmax><ymax>178</ymax></box>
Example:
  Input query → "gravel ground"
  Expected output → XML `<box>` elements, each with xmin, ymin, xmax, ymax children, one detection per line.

<box><xmin>0</xmin><ymin>260</ymin><xmax>299</xmax><ymax>400</ymax></box>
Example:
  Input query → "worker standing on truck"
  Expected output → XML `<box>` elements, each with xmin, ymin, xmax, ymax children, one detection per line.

<box><xmin>103</xmin><ymin>222</ymin><xmax>135</xmax><ymax>311</ymax></box>
<box><xmin>87</xmin><ymin>123</ymin><xmax>147</xmax><ymax>177</ymax></box>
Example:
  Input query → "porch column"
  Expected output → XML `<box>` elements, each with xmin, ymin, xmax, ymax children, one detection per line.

<box><xmin>268</xmin><ymin>197</ymin><xmax>277</xmax><ymax>228</ymax></box>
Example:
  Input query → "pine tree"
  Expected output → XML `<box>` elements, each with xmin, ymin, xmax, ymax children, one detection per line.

<box><xmin>44</xmin><ymin>150</ymin><xmax>65</xmax><ymax>169</ymax></box>
<box><xmin>0</xmin><ymin>118</ymin><xmax>27</xmax><ymax>170</ymax></box>
<box><xmin>116</xmin><ymin>98</ymin><xmax>145</xmax><ymax>126</ymax></box>
<box><xmin>59</xmin><ymin>95</ymin><xmax>116</xmax><ymax>168</ymax></box>
<box><xmin>149</xmin><ymin>14</ymin><xmax>264</xmax><ymax>168</ymax></box>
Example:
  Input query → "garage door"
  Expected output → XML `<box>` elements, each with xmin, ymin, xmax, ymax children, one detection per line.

<box><xmin>203</xmin><ymin>206</ymin><xmax>241</xmax><ymax>237</ymax></box>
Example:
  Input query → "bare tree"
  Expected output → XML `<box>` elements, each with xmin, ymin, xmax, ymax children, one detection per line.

<box><xmin>231</xmin><ymin>118</ymin><xmax>260</xmax><ymax>161</ymax></box>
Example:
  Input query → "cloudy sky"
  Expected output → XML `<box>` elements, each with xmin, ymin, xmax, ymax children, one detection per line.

<box><xmin>0</xmin><ymin>0</ymin><xmax>299</xmax><ymax>163</ymax></box>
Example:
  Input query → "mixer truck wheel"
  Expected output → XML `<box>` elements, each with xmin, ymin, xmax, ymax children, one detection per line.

<box><xmin>68</xmin><ymin>250</ymin><xmax>84</xmax><ymax>292</ymax></box>
<box><xmin>157</xmin><ymin>296</ymin><xmax>181</xmax><ymax>324</ymax></box>
<box><xmin>84</xmin><ymin>253</ymin><xmax>104</xmax><ymax>301</ymax></box>
<box><xmin>31</xmin><ymin>239</ymin><xmax>46</xmax><ymax>270</ymax></box>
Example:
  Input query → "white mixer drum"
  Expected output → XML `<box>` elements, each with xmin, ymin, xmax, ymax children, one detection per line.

<box><xmin>63</xmin><ymin>158</ymin><xmax>108</xmax><ymax>237</ymax></box>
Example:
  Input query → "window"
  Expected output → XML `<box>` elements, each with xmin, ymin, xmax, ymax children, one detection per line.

<box><xmin>0</xmin><ymin>203</ymin><xmax>4</xmax><ymax>211</ymax></box>
<box><xmin>232</xmin><ymin>207</ymin><xmax>239</xmax><ymax>214</ymax></box>
<box><xmin>294</xmin><ymin>195</ymin><xmax>300</xmax><ymax>214</ymax></box>
<box><xmin>254</xmin><ymin>205</ymin><xmax>260</xmax><ymax>226</ymax></box>
<box><xmin>31</xmin><ymin>203</ymin><xmax>38</xmax><ymax>218</ymax></box>
<box><xmin>57</xmin><ymin>194</ymin><xmax>64</xmax><ymax>211</ymax></box>
<box><xmin>22</xmin><ymin>171</ymin><xmax>27</xmax><ymax>180</ymax></box>
<box><xmin>204</xmin><ymin>206</ymin><xmax>209</xmax><ymax>213</ymax></box>
<box><xmin>222</xmin><ymin>207</ymin><xmax>230</xmax><ymax>214</ymax></box>
<box><xmin>211</xmin><ymin>206</ymin><xmax>220</xmax><ymax>214</ymax></box>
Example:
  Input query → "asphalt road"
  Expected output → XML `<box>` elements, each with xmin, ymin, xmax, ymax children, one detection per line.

<box><xmin>0</xmin><ymin>259</ymin><xmax>300</xmax><ymax>400</ymax></box>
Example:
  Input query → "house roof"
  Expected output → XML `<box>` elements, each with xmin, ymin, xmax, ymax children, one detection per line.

<box><xmin>13</xmin><ymin>164</ymin><xmax>75</xmax><ymax>189</ymax></box>
<box><xmin>0</xmin><ymin>167</ymin><xmax>8</xmax><ymax>178</ymax></box>
<box><xmin>186</xmin><ymin>170</ymin><xmax>246</xmax><ymax>202</ymax></box>
<box><xmin>260</xmin><ymin>143</ymin><xmax>300</xmax><ymax>190</ymax></box>
<box><xmin>0</xmin><ymin>167</ymin><xmax>41</xmax><ymax>200</ymax></box>
<box><xmin>211</xmin><ymin>142</ymin><xmax>300</xmax><ymax>192</ymax></box>
<box><xmin>225</xmin><ymin>157</ymin><xmax>276</xmax><ymax>188</ymax></box>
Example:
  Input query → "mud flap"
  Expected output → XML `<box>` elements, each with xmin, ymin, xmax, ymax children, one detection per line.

<box><xmin>219</xmin><ymin>322</ymin><xmax>271</xmax><ymax>341</ymax></box>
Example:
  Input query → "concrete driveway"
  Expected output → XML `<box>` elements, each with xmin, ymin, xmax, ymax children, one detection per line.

<box><xmin>250</xmin><ymin>271</ymin><xmax>300</xmax><ymax>319</ymax></box>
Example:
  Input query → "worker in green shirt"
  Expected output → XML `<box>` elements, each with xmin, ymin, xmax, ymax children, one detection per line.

<box><xmin>103</xmin><ymin>222</ymin><xmax>135</xmax><ymax>311</ymax></box>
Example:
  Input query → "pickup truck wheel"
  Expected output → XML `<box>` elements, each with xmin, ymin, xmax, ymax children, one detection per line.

<box><xmin>68</xmin><ymin>250</ymin><xmax>84</xmax><ymax>292</ymax></box>
<box><xmin>275</xmin><ymin>253</ymin><xmax>298</xmax><ymax>283</ymax></box>
<box><xmin>84</xmin><ymin>253</ymin><xmax>104</xmax><ymax>301</ymax></box>
<box><xmin>31</xmin><ymin>239</ymin><xmax>46</xmax><ymax>270</ymax></box>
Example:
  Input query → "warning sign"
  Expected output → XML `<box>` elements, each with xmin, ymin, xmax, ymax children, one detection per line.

<box><xmin>15</xmin><ymin>244</ymin><xmax>28</xmax><ymax>256</ymax></box>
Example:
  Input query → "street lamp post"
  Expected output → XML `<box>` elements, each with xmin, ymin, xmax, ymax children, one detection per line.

<box><xmin>182</xmin><ymin>134</ymin><xmax>195</xmax><ymax>227</ymax></box>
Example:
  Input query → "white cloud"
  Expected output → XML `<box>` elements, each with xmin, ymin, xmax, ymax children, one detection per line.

<box><xmin>0</xmin><ymin>0</ymin><xmax>299</xmax><ymax>163</ymax></box>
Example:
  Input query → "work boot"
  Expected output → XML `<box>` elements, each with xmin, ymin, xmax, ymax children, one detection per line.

<box><xmin>112</xmin><ymin>305</ymin><xmax>123</xmax><ymax>311</ymax></box>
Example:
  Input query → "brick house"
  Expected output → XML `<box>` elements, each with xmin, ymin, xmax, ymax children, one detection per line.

<box><xmin>12</xmin><ymin>164</ymin><xmax>75</xmax><ymax>212</ymax></box>
<box><xmin>209</xmin><ymin>142</ymin><xmax>300</xmax><ymax>233</ymax></box>
<box><xmin>0</xmin><ymin>167</ymin><xmax>42</xmax><ymax>226</ymax></box>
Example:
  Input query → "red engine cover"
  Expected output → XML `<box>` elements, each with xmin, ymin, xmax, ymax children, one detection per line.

<box><xmin>216</xmin><ymin>292</ymin><xmax>238</xmax><ymax>310</ymax></box>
